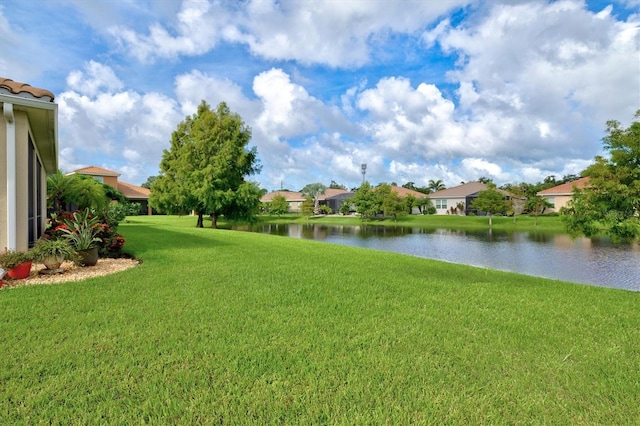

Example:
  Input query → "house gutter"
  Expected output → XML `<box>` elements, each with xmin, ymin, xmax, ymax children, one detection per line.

<box><xmin>3</xmin><ymin>101</ymin><xmax>16</xmax><ymax>251</ymax></box>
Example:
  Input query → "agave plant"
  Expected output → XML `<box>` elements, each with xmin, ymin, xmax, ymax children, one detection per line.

<box><xmin>60</xmin><ymin>209</ymin><xmax>102</xmax><ymax>251</ymax></box>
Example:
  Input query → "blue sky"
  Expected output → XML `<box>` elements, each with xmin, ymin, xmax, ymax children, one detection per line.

<box><xmin>1</xmin><ymin>0</ymin><xmax>638</xmax><ymax>191</ymax></box>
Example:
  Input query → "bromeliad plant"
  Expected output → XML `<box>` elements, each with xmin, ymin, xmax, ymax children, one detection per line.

<box><xmin>60</xmin><ymin>208</ymin><xmax>102</xmax><ymax>251</ymax></box>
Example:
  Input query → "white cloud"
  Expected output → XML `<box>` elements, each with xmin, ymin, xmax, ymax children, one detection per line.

<box><xmin>356</xmin><ymin>76</ymin><xmax>464</xmax><ymax>158</ymax></box>
<box><xmin>57</xmin><ymin>62</ymin><xmax>182</xmax><ymax>183</ymax></box>
<box><xmin>433</xmin><ymin>0</ymin><xmax>640</xmax><ymax>154</ymax></box>
<box><xmin>174</xmin><ymin>70</ymin><xmax>260</xmax><ymax>119</ymax></box>
<box><xmin>109</xmin><ymin>0</ymin><xmax>469</xmax><ymax>67</ymax></box>
<box><xmin>66</xmin><ymin>61</ymin><xmax>124</xmax><ymax>97</ymax></box>
<box><xmin>109</xmin><ymin>0</ymin><xmax>229</xmax><ymax>62</ymax></box>
<box><xmin>253</xmin><ymin>68</ymin><xmax>321</xmax><ymax>137</ymax></box>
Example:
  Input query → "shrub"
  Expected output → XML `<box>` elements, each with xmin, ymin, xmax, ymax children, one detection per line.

<box><xmin>319</xmin><ymin>205</ymin><xmax>333</xmax><ymax>215</ymax></box>
<box><xmin>46</xmin><ymin>209</ymin><xmax>126</xmax><ymax>258</ymax></box>
<box><xmin>0</xmin><ymin>249</ymin><xmax>32</xmax><ymax>270</ymax></box>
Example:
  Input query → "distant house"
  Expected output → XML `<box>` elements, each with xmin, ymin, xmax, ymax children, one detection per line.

<box><xmin>261</xmin><ymin>191</ymin><xmax>305</xmax><ymax>213</ymax></box>
<box><xmin>536</xmin><ymin>177</ymin><xmax>590</xmax><ymax>213</ymax></box>
<box><xmin>384</xmin><ymin>186</ymin><xmax>430</xmax><ymax>214</ymax></box>
<box><xmin>428</xmin><ymin>181</ymin><xmax>517</xmax><ymax>215</ymax></box>
<box><xmin>1</xmin><ymin>78</ymin><xmax>58</xmax><ymax>251</ymax></box>
<box><xmin>318</xmin><ymin>188</ymin><xmax>352</xmax><ymax>212</ymax></box>
<box><xmin>68</xmin><ymin>166</ymin><xmax>152</xmax><ymax>215</ymax></box>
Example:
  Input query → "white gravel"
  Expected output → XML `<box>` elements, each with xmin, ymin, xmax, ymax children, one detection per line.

<box><xmin>1</xmin><ymin>258</ymin><xmax>139</xmax><ymax>288</ymax></box>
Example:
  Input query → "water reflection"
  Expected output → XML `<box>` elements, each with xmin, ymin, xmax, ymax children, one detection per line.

<box><xmin>233</xmin><ymin>224</ymin><xmax>640</xmax><ymax>291</ymax></box>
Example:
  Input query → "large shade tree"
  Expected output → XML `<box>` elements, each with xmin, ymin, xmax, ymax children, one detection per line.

<box><xmin>352</xmin><ymin>182</ymin><xmax>379</xmax><ymax>220</ymax></box>
<box><xmin>150</xmin><ymin>101</ymin><xmax>261</xmax><ymax>228</ymax></box>
<box><xmin>562</xmin><ymin>110</ymin><xmax>640</xmax><ymax>241</ymax></box>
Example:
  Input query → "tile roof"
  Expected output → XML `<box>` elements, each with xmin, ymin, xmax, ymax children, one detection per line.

<box><xmin>261</xmin><ymin>191</ymin><xmax>305</xmax><ymax>202</ymax></box>
<box><xmin>0</xmin><ymin>78</ymin><xmax>55</xmax><ymax>101</ymax></box>
<box><xmin>71</xmin><ymin>166</ymin><xmax>121</xmax><ymax>177</ymax></box>
<box><xmin>428</xmin><ymin>181</ymin><xmax>489</xmax><ymax>198</ymax></box>
<box><xmin>318</xmin><ymin>188</ymin><xmax>350</xmax><ymax>200</ymax></box>
<box><xmin>118</xmin><ymin>181</ymin><xmax>150</xmax><ymax>199</ymax></box>
<box><xmin>537</xmin><ymin>177</ymin><xmax>590</xmax><ymax>195</ymax></box>
<box><xmin>389</xmin><ymin>186</ymin><xmax>428</xmax><ymax>198</ymax></box>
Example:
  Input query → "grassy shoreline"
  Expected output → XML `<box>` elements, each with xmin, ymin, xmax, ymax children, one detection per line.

<box><xmin>237</xmin><ymin>213</ymin><xmax>568</xmax><ymax>233</ymax></box>
<box><xmin>1</xmin><ymin>215</ymin><xmax>638</xmax><ymax>423</ymax></box>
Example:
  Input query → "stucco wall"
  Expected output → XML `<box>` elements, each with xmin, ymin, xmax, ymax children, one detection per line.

<box><xmin>0</xmin><ymin>112</ymin><xmax>6</xmax><ymax>251</ymax></box>
<box><xmin>543</xmin><ymin>195</ymin><xmax>573</xmax><ymax>213</ymax></box>
<box><xmin>15</xmin><ymin>112</ymin><xmax>29</xmax><ymax>251</ymax></box>
<box><xmin>104</xmin><ymin>175</ymin><xmax>118</xmax><ymax>188</ymax></box>
<box><xmin>1</xmin><ymin>111</ymin><xmax>48</xmax><ymax>252</ymax></box>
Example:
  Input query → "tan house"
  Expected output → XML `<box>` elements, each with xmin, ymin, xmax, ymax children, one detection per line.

<box><xmin>1</xmin><ymin>78</ymin><xmax>58</xmax><ymax>251</ymax></box>
<box><xmin>69</xmin><ymin>166</ymin><xmax>152</xmax><ymax>215</ymax></box>
<box><xmin>428</xmin><ymin>181</ymin><xmax>517</xmax><ymax>215</ymax></box>
<box><xmin>261</xmin><ymin>190</ymin><xmax>305</xmax><ymax>213</ymax></box>
<box><xmin>536</xmin><ymin>177</ymin><xmax>590</xmax><ymax>213</ymax></box>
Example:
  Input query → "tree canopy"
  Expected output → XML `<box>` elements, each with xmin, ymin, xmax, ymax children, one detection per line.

<box><xmin>301</xmin><ymin>182</ymin><xmax>326</xmax><ymax>215</ymax></box>
<box><xmin>268</xmin><ymin>195</ymin><xmax>290</xmax><ymax>216</ymax></box>
<box><xmin>352</xmin><ymin>182</ymin><xmax>379</xmax><ymax>219</ymax></box>
<box><xmin>47</xmin><ymin>170</ymin><xmax>110</xmax><ymax>214</ymax></box>
<box><xmin>470</xmin><ymin>184</ymin><xmax>509</xmax><ymax>226</ymax></box>
<box><xmin>562</xmin><ymin>110</ymin><xmax>640</xmax><ymax>241</ymax></box>
<box><xmin>150</xmin><ymin>101</ymin><xmax>261</xmax><ymax>228</ymax></box>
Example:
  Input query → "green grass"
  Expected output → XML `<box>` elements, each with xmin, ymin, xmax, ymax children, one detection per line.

<box><xmin>1</xmin><ymin>215</ymin><xmax>638</xmax><ymax>424</ymax></box>
<box><xmin>252</xmin><ymin>213</ymin><xmax>566</xmax><ymax>233</ymax></box>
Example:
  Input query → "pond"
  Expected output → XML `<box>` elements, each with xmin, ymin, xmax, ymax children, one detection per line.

<box><xmin>232</xmin><ymin>224</ymin><xmax>640</xmax><ymax>291</ymax></box>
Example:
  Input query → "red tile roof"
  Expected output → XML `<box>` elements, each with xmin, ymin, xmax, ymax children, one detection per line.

<box><xmin>118</xmin><ymin>181</ymin><xmax>150</xmax><ymax>199</ymax></box>
<box><xmin>537</xmin><ymin>177</ymin><xmax>590</xmax><ymax>195</ymax></box>
<box><xmin>71</xmin><ymin>166</ymin><xmax>121</xmax><ymax>177</ymax></box>
<box><xmin>0</xmin><ymin>78</ymin><xmax>55</xmax><ymax>101</ymax></box>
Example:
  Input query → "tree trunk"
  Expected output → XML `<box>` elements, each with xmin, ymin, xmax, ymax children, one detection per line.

<box><xmin>196</xmin><ymin>212</ymin><xmax>204</xmax><ymax>228</ymax></box>
<box><xmin>314</xmin><ymin>198</ymin><xmax>320</xmax><ymax>215</ymax></box>
<box><xmin>488</xmin><ymin>214</ymin><xmax>493</xmax><ymax>227</ymax></box>
<box><xmin>211</xmin><ymin>213</ymin><xmax>218</xmax><ymax>229</ymax></box>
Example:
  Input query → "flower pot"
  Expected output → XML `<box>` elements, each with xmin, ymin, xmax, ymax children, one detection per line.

<box><xmin>43</xmin><ymin>255</ymin><xmax>64</xmax><ymax>270</ymax></box>
<box><xmin>7</xmin><ymin>261</ymin><xmax>33</xmax><ymax>279</ymax></box>
<box><xmin>77</xmin><ymin>247</ymin><xmax>99</xmax><ymax>266</ymax></box>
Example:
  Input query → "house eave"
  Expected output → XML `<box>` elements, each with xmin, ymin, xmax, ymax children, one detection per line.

<box><xmin>0</xmin><ymin>93</ymin><xmax>58</xmax><ymax>174</ymax></box>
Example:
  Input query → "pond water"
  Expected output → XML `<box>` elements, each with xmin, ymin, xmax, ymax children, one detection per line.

<box><xmin>233</xmin><ymin>224</ymin><xmax>640</xmax><ymax>291</ymax></box>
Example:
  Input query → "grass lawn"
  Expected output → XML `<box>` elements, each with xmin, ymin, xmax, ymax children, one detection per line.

<box><xmin>1</xmin><ymin>215</ymin><xmax>638</xmax><ymax>424</ymax></box>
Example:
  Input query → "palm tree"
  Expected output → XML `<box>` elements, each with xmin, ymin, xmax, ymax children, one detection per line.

<box><xmin>428</xmin><ymin>179</ymin><xmax>446</xmax><ymax>193</ymax></box>
<box><xmin>47</xmin><ymin>170</ymin><xmax>75</xmax><ymax>214</ymax></box>
<box><xmin>47</xmin><ymin>171</ymin><xmax>108</xmax><ymax>214</ymax></box>
<box><xmin>301</xmin><ymin>182</ymin><xmax>327</xmax><ymax>215</ymax></box>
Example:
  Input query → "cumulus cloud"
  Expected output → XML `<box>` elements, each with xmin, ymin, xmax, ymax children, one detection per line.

<box><xmin>10</xmin><ymin>0</ymin><xmax>636</xmax><ymax>191</ymax></box>
<box><xmin>356</xmin><ymin>77</ymin><xmax>464</xmax><ymax>159</ymax></box>
<box><xmin>57</xmin><ymin>62</ymin><xmax>182</xmax><ymax>183</ymax></box>
<box><xmin>109</xmin><ymin>0</ymin><xmax>229</xmax><ymax>62</ymax></box>
<box><xmin>66</xmin><ymin>61</ymin><xmax>124</xmax><ymax>97</ymax></box>
<box><xmin>108</xmin><ymin>0</ymin><xmax>469</xmax><ymax>67</ymax></box>
<box><xmin>430</xmin><ymin>0</ymin><xmax>639</xmax><ymax>158</ymax></box>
